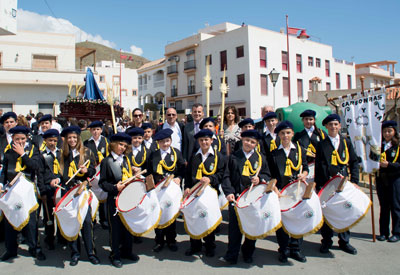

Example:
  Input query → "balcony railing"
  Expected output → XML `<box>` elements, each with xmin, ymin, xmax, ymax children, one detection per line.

<box><xmin>167</xmin><ymin>65</ymin><xmax>178</xmax><ymax>74</ymax></box>
<box><xmin>184</xmin><ymin>60</ymin><xmax>196</xmax><ymax>71</ymax></box>
<box><xmin>153</xmin><ymin>80</ymin><xmax>164</xmax><ymax>88</ymax></box>
<box><xmin>171</xmin><ymin>88</ymin><xmax>177</xmax><ymax>97</ymax></box>
<box><xmin>188</xmin><ymin>85</ymin><xmax>195</xmax><ymax>95</ymax></box>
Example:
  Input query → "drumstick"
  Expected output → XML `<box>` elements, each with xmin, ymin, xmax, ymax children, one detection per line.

<box><xmin>74</xmin><ymin>180</ymin><xmax>88</xmax><ymax>197</ymax></box>
<box><xmin>162</xmin><ymin>174</ymin><xmax>175</xmax><ymax>188</ymax></box>
<box><xmin>184</xmin><ymin>182</ymin><xmax>203</xmax><ymax>199</ymax></box>
<box><xmin>42</xmin><ymin>197</ymin><xmax>53</xmax><ymax>226</ymax></box>
<box><xmin>64</xmin><ymin>160</ymin><xmax>90</xmax><ymax>187</ymax></box>
<box><xmin>121</xmin><ymin>169</ymin><xmax>148</xmax><ymax>186</ymax></box>
<box><xmin>246</xmin><ymin>167</ymin><xmax>261</xmax><ymax>200</ymax></box>
<box><xmin>306</xmin><ymin>149</ymin><xmax>316</xmax><ymax>157</ymax></box>
<box><xmin>0</xmin><ymin>172</ymin><xmax>24</xmax><ymax>193</ymax></box>
<box><xmin>195</xmin><ymin>182</ymin><xmax>209</xmax><ymax>197</ymax></box>
<box><xmin>54</xmin><ymin>183</ymin><xmax>66</xmax><ymax>190</ymax></box>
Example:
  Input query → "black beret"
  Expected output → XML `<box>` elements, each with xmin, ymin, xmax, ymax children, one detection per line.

<box><xmin>241</xmin><ymin>129</ymin><xmax>261</xmax><ymax>140</ymax></box>
<box><xmin>382</xmin><ymin>120</ymin><xmax>397</xmax><ymax>130</ymax></box>
<box><xmin>274</xmin><ymin>120</ymin><xmax>294</xmax><ymax>134</ymax></box>
<box><xmin>0</xmin><ymin>112</ymin><xmax>17</xmax><ymax>124</ymax></box>
<box><xmin>322</xmin><ymin>114</ymin><xmax>341</xmax><ymax>126</ymax></box>
<box><xmin>194</xmin><ymin>129</ymin><xmax>214</xmax><ymax>139</ymax></box>
<box><xmin>127</xmin><ymin>127</ymin><xmax>144</xmax><ymax>137</ymax></box>
<box><xmin>141</xmin><ymin>123</ymin><xmax>152</xmax><ymax>130</ymax></box>
<box><xmin>38</xmin><ymin>114</ymin><xmax>52</xmax><ymax>124</ymax></box>
<box><xmin>238</xmin><ymin>118</ymin><xmax>254</xmax><ymax>128</ymax></box>
<box><xmin>43</xmin><ymin>129</ymin><xmax>60</xmax><ymax>139</ymax></box>
<box><xmin>9</xmin><ymin>126</ymin><xmax>30</xmax><ymax>135</ymax></box>
<box><xmin>88</xmin><ymin>120</ymin><xmax>103</xmax><ymax>128</ymax></box>
<box><xmin>200</xmin><ymin>117</ymin><xmax>215</xmax><ymax>129</ymax></box>
<box><xmin>61</xmin><ymin>126</ymin><xmax>81</xmax><ymax>137</ymax></box>
<box><xmin>153</xmin><ymin>128</ymin><xmax>173</xmax><ymax>141</ymax></box>
<box><xmin>300</xmin><ymin>109</ymin><xmax>316</xmax><ymax>118</ymax></box>
<box><xmin>263</xmin><ymin>112</ymin><xmax>277</xmax><ymax>121</ymax></box>
<box><xmin>110</xmin><ymin>133</ymin><xmax>131</xmax><ymax>144</ymax></box>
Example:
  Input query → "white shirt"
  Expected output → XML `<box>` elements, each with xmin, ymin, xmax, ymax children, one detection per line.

<box><xmin>111</xmin><ymin>151</ymin><xmax>124</xmax><ymax>166</ymax></box>
<box><xmin>45</xmin><ymin>147</ymin><xmax>59</xmax><ymax>157</ymax></box>
<box><xmin>144</xmin><ymin>138</ymin><xmax>153</xmax><ymax>149</ymax></box>
<box><xmin>163</xmin><ymin>121</ymin><xmax>182</xmax><ymax>151</ymax></box>
<box><xmin>278</xmin><ymin>143</ymin><xmax>296</xmax><ymax>157</ymax></box>
<box><xmin>6</xmin><ymin>133</ymin><xmax>12</xmax><ymax>144</ymax></box>
<box><xmin>51</xmin><ymin>121</ymin><xmax>62</xmax><ymax>133</ymax></box>
<box><xmin>265</xmin><ymin>128</ymin><xmax>276</xmax><ymax>140</ymax></box>
<box><xmin>194</xmin><ymin>120</ymin><xmax>202</xmax><ymax>135</ymax></box>
<box><xmin>384</xmin><ymin>141</ymin><xmax>392</xmax><ymax>151</ymax></box>
<box><xmin>305</xmin><ymin>126</ymin><xmax>315</xmax><ymax>138</ymax></box>
<box><xmin>89</xmin><ymin>135</ymin><xmax>102</xmax><ymax>149</ymax></box>
<box><xmin>243</xmin><ymin>149</ymin><xmax>255</xmax><ymax>160</ymax></box>
<box><xmin>160</xmin><ymin>147</ymin><xmax>171</xmax><ymax>160</ymax></box>
<box><xmin>196</xmin><ymin>146</ymin><xmax>214</xmax><ymax>163</ymax></box>
<box><xmin>132</xmin><ymin>145</ymin><xmax>142</xmax><ymax>157</ymax></box>
<box><xmin>72</xmin><ymin>148</ymin><xmax>79</xmax><ymax>158</ymax></box>
<box><xmin>328</xmin><ymin>134</ymin><xmax>340</xmax><ymax>150</ymax></box>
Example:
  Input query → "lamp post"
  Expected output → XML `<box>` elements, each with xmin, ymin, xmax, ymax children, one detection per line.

<box><xmin>269</xmin><ymin>68</ymin><xmax>280</xmax><ymax>109</ymax></box>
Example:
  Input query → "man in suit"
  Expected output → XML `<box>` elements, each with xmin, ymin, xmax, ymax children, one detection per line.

<box><xmin>183</xmin><ymin>103</ymin><xmax>204</xmax><ymax>162</ymax></box>
<box><xmin>156</xmin><ymin>108</ymin><xmax>184</xmax><ymax>152</ymax></box>
<box><xmin>255</xmin><ymin>105</ymin><xmax>274</xmax><ymax>133</ymax></box>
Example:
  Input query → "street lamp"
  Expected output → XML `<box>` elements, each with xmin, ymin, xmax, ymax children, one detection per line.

<box><xmin>269</xmin><ymin>68</ymin><xmax>280</xmax><ymax>109</ymax></box>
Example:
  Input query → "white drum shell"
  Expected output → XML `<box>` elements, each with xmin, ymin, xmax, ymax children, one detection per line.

<box><xmin>154</xmin><ymin>178</ymin><xmax>182</xmax><ymax>229</ymax></box>
<box><xmin>90</xmin><ymin>165</ymin><xmax>108</xmax><ymax>202</ymax></box>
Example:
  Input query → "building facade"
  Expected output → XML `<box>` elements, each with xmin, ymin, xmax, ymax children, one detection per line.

<box><xmin>355</xmin><ymin>61</ymin><xmax>400</xmax><ymax>89</ymax></box>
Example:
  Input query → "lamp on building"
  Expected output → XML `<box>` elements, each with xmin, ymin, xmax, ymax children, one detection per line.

<box><xmin>269</xmin><ymin>68</ymin><xmax>280</xmax><ymax>109</ymax></box>
<box><xmin>297</xmin><ymin>29</ymin><xmax>310</xmax><ymax>40</ymax></box>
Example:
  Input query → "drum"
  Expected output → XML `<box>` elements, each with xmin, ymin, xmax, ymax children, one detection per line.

<box><xmin>218</xmin><ymin>184</ymin><xmax>229</xmax><ymax>210</ymax></box>
<box><xmin>318</xmin><ymin>175</ymin><xmax>371</xmax><ymax>232</ymax></box>
<box><xmin>116</xmin><ymin>179</ymin><xmax>161</xmax><ymax>236</ymax></box>
<box><xmin>88</xmin><ymin>190</ymin><xmax>99</xmax><ymax>221</ymax></box>
<box><xmin>0</xmin><ymin>175</ymin><xmax>39</xmax><ymax>231</ymax></box>
<box><xmin>154</xmin><ymin>176</ymin><xmax>182</xmax><ymax>229</ymax></box>
<box><xmin>54</xmin><ymin>184</ymin><xmax>90</xmax><ymax>241</ymax></box>
<box><xmin>306</xmin><ymin>162</ymin><xmax>315</xmax><ymax>183</ymax></box>
<box><xmin>235</xmin><ymin>183</ymin><xmax>281</xmax><ymax>239</ymax></box>
<box><xmin>280</xmin><ymin>180</ymin><xmax>323</xmax><ymax>238</ymax></box>
<box><xmin>180</xmin><ymin>184</ymin><xmax>222</xmax><ymax>239</ymax></box>
<box><xmin>90</xmin><ymin>165</ymin><xmax>108</xmax><ymax>202</ymax></box>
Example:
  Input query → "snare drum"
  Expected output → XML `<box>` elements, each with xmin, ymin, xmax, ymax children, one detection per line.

<box><xmin>235</xmin><ymin>183</ymin><xmax>281</xmax><ymax>239</ymax></box>
<box><xmin>180</xmin><ymin>185</ymin><xmax>222</xmax><ymax>239</ymax></box>
<box><xmin>318</xmin><ymin>175</ymin><xmax>371</xmax><ymax>232</ymax></box>
<box><xmin>154</xmin><ymin>177</ymin><xmax>182</xmax><ymax>229</ymax></box>
<box><xmin>218</xmin><ymin>185</ymin><xmax>229</xmax><ymax>210</ymax></box>
<box><xmin>88</xmin><ymin>190</ymin><xmax>99</xmax><ymax>221</ymax></box>
<box><xmin>89</xmin><ymin>165</ymin><xmax>108</xmax><ymax>203</ymax></box>
<box><xmin>116</xmin><ymin>179</ymin><xmax>161</xmax><ymax>236</ymax></box>
<box><xmin>306</xmin><ymin>162</ymin><xmax>315</xmax><ymax>183</ymax></box>
<box><xmin>280</xmin><ymin>180</ymin><xmax>323</xmax><ymax>238</ymax></box>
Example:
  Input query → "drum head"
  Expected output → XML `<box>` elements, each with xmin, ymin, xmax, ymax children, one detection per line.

<box><xmin>318</xmin><ymin>175</ymin><xmax>342</xmax><ymax>203</ymax></box>
<box><xmin>237</xmin><ymin>183</ymin><xmax>267</xmax><ymax>208</ymax></box>
<box><xmin>154</xmin><ymin>177</ymin><xmax>167</xmax><ymax>192</ymax></box>
<box><xmin>280</xmin><ymin>180</ymin><xmax>307</xmax><ymax>211</ymax></box>
<box><xmin>117</xmin><ymin>180</ymin><xmax>146</xmax><ymax>212</ymax></box>
<box><xmin>181</xmin><ymin>184</ymin><xmax>202</xmax><ymax>209</ymax></box>
<box><xmin>55</xmin><ymin>185</ymin><xmax>80</xmax><ymax>212</ymax></box>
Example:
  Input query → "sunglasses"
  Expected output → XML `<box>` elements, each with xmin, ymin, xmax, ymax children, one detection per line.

<box><xmin>133</xmin><ymin>114</ymin><xmax>143</xmax><ymax>118</ymax></box>
<box><xmin>167</xmin><ymin>114</ymin><xmax>176</xmax><ymax>117</ymax></box>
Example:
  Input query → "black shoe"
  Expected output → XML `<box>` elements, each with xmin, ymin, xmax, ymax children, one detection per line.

<box><xmin>89</xmin><ymin>255</ymin><xmax>100</xmax><ymax>265</ymax></box>
<box><xmin>290</xmin><ymin>251</ymin><xmax>306</xmax><ymax>263</ymax></box>
<box><xmin>185</xmin><ymin>248</ymin><xmax>201</xmax><ymax>256</ymax></box>
<box><xmin>278</xmin><ymin>253</ymin><xmax>288</xmax><ymax>263</ymax></box>
<box><xmin>133</xmin><ymin>236</ymin><xmax>143</xmax><ymax>244</ymax></box>
<box><xmin>121</xmin><ymin>253</ymin><xmax>140</xmax><ymax>262</ymax></box>
<box><xmin>219</xmin><ymin>256</ymin><xmax>237</xmax><ymax>265</ymax></box>
<box><xmin>205</xmin><ymin>249</ymin><xmax>215</xmax><ymax>258</ymax></box>
<box><xmin>376</xmin><ymin>235</ymin><xmax>388</xmax><ymax>241</ymax></box>
<box><xmin>320</xmin><ymin>243</ymin><xmax>331</xmax><ymax>254</ymax></box>
<box><xmin>243</xmin><ymin>257</ymin><xmax>253</xmax><ymax>264</ymax></box>
<box><xmin>46</xmin><ymin>242</ymin><xmax>55</xmax><ymax>250</ymax></box>
<box><xmin>388</xmin><ymin>235</ymin><xmax>400</xmax><ymax>243</ymax></box>
<box><xmin>36</xmin><ymin>250</ymin><xmax>46</xmax><ymax>261</ymax></box>
<box><xmin>111</xmin><ymin>258</ymin><xmax>123</xmax><ymax>268</ymax></box>
<box><xmin>1</xmin><ymin>252</ymin><xmax>17</xmax><ymax>261</ymax></box>
<box><xmin>167</xmin><ymin>243</ymin><xmax>178</xmax><ymax>252</ymax></box>
<box><xmin>153</xmin><ymin>244</ymin><xmax>164</xmax><ymax>252</ymax></box>
<box><xmin>70</xmin><ymin>257</ymin><xmax>79</xmax><ymax>266</ymax></box>
<box><xmin>339</xmin><ymin>243</ymin><xmax>357</xmax><ymax>255</ymax></box>
<box><xmin>100</xmin><ymin>221</ymin><xmax>109</xmax><ymax>230</ymax></box>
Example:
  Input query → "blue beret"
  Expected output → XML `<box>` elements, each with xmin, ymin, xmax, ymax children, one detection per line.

<box><xmin>382</xmin><ymin>120</ymin><xmax>397</xmax><ymax>129</ymax></box>
<box><xmin>200</xmin><ymin>117</ymin><xmax>215</xmax><ymax>129</ymax></box>
<box><xmin>238</xmin><ymin>118</ymin><xmax>254</xmax><ymax>128</ymax></box>
<box><xmin>0</xmin><ymin>112</ymin><xmax>17</xmax><ymax>124</ymax></box>
<box><xmin>43</xmin><ymin>129</ymin><xmax>59</xmax><ymax>139</ymax></box>
<box><xmin>274</xmin><ymin>120</ymin><xmax>294</xmax><ymax>134</ymax></box>
<box><xmin>61</xmin><ymin>126</ymin><xmax>81</xmax><ymax>137</ymax></box>
<box><xmin>141</xmin><ymin>123</ymin><xmax>152</xmax><ymax>130</ymax></box>
<box><xmin>38</xmin><ymin>114</ymin><xmax>52</xmax><ymax>124</ymax></box>
<box><xmin>194</xmin><ymin>129</ymin><xmax>214</xmax><ymax>139</ymax></box>
<box><xmin>300</xmin><ymin>109</ymin><xmax>316</xmax><ymax>118</ymax></box>
<box><xmin>110</xmin><ymin>133</ymin><xmax>131</xmax><ymax>144</ymax></box>
<box><xmin>322</xmin><ymin>114</ymin><xmax>341</xmax><ymax>126</ymax></box>
<box><xmin>127</xmin><ymin>127</ymin><xmax>144</xmax><ymax>137</ymax></box>
<box><xmin>263</xmin><ymin>112</ymin><xmax>277</xmax><ymax>121</ymax></box>
<box><xmin>154</xmin><ymin>128</ymin><xmax>173</xmax><ymax>141</ymax></box>
<box><xmin>9</xmin><ymin>126</ymin><xmax>30</xmax><ymax>135</ymax></box>
<box><xmin>88</xmin><ymin>120</ymin><xmax>103</xmax><ymax>128</ymax></box>
<box><xmin>241</xmin><ymin>129</ymin><xmax>261</xmax><ymax>140</ymax></box>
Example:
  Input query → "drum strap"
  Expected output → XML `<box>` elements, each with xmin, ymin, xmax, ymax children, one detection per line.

<box><xmin>381</xmin><ymin>146</ymin><xmax>399</xmax><ymax>163</ymax></box>
<box><xmin>284</xmin><ymin>142</ymin><xmax>302</xmax><ymax>177</ymax></box>
<box><xmin>122</xmin><ymin>157</ymin><xmax>132</xmax><ymax>181</ymax></box>
<box><xmin>331</xmin><ymin>139</ymin><xmax>349</xmax><ymax>166</ymax></box>
<box><xmin>242</xmin><ymin>151</ymin><xmax>262</xmax><ymax>177</ymax></box>
<box><xmin>270</xmin><ymin>139</ymin><xmax>277</xmax><ymax>152</ymax></box>
<box><xmin>307</xmin><ymin>143</ymin><xmax>316</xmax><ymax>156</ymax></box>
<box><xmin>196</xmin><ymin>149</ymin><xmax>218</xmax><ymax>180</ymax></box>
<box><xmin>68</xmin><ymin>158</ymin><xmax>90</xmax><ymax>177</ymax></box>
<box><xmin>96</xmin><ymin>137</ymin><xmax>109</xmax><ymax>163</ymax></box>
<box><xmin>15</xmin><ymin>145</ymin><xmax>35</xmax><ymax>172</ymax></box>
<box><xmin>131</xmin><ymin>146</ymin><xmax>146</xmax><ymax>167</ymax></box>
<box><xmin>157</xmin><ymin>147</ymin><xmax>177</xmax><ymax>174</ymax></box>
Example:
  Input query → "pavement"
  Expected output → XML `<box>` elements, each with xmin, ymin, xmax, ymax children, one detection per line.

<box><xmin>0</xmin><ymin>187</ymin><xmax>399</xmax><ymax>275</ymax></box>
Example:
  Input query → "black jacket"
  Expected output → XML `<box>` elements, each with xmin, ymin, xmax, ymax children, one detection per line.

<box><xmin>293</xmin><ymin>127</ymin><xmax>327</xmax><ymax>163</ymax></box>
<box><xmin>37</xmin><ymin>148</ymin><xmax>62</xmax><ymax>196</ymax></box>
<box><xmin>99</xmin><ymin>154</ymin><xmax>132</xmax><ymax>198</ymax></box>
<box><xmin>84</xmin><ymin>136</ymin><xmax>109</xmax><ymax>165</ymax></box>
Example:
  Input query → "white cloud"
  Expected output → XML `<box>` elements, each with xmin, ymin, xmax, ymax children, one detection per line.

<box><xmin>129</xmin><ymin>45</ymin><xmax>143</xmax><ymax>56</ymax></box>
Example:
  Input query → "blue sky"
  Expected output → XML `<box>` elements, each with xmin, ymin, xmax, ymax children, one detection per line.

<box><xmin>18</xmin><ymin>0</ymin><xmax>400</xmax><ymax>70</ymax></box>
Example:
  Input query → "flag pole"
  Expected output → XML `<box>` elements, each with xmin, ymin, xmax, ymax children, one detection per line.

<box><xmin>119</xmin><ymin>49</ymin><xmax>123</xmax><ymax>107</ymax></box>
<box><xmin>204</xmin><ymin>55</ymin><xmax>211</xmax><ymax>117</ymax></box>
<box><xmin>286</xmin><ymin>15</ymin><xmax>291</xmax><ymax>106</ymax></box>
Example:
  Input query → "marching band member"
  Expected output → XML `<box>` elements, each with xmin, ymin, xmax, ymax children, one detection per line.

<box><xmin>127</xmin><ymin>127</ymin><xmax>150</xmax><ymax>173</ymax></box>
<box><xmin>0</xmin><ymin>126</ymin><xmax>46</xmax><ymax>261</ymax></box>
<box><xmin>221</xmin><ymin>129</ymin><xmax>271</xmax><ymax>264</ymax></box>
<box><xmin>260</xmin><ymin>112</ymin><xmax>280</xmax><ymax>159</ymax></box>
<box><xmin>84</xmin><ymin>120</ymin><xmax>109</xmax><ymax>230</ymax></box>
<box><xmin>59</xmin><ymin>126</ymin><xmax>99</xmax><ymax>266</ymax></box>
<box><xmin>32</xmin><ymin>114</ymin><xmax>63</xmax><ymax>151</ymax></box>
<box><xmin>148</xmin><ymin>128</ymin><xmax>185</xmax><ymax>253</ymax></box>
<box><xmin>0</xmin><ymin>112</ymin><xmax>18</xmax><ymax>159</ymax></box>
<box><xmin>376</xmin><ymin>121</ymin><xmax>400</xmax><ymax>242</ymax></box>
<box><xmin>142</xmin><ymin>122</ymin><xmax>157</xmax><ymax>152</ymax></box>
<box><xmin>315</xmin><ymin>114</ymin><xmax>359</xmax><ymax>255</ymax></box>
<box><xmin>233</xmin><ymin>118</ymin><xmax>261</xmax><ymax>153</ymax></box>
<box><xmin>269</xmin><ymin>121</ymin><xmax>308</xmax><ymax>263</ymax></box>
<box><xmin>184</xmin><ymin>129</ymin><xmax>226</xmax><ymax>257</ymax></box>
<box><xmin>193</xmin><ymin>117</ymin><xmax>227</xmax><ymax>156</ymax></box>
<box><xmin>99</xmin><ymin>132</ymin><xmax>139</xmax><ymax>268</ymax></box>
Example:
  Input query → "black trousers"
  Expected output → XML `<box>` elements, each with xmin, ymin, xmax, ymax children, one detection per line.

<box><xmin>155</xmin><ymin>221</ymin><xmax>177</xmax><ymax>245</ymax></box>
<box><xmin>225</xmin><ymin>204</ymin><xmax>256</xmax><ymax>261</ymax></box>
<box><xmin>4</xmin><ymin>210</ymin><xmax>40</xmax><ymax>255</ymax></box>
<box><xmin>276</xmin><ymin>228</ymin><xmax>302</xmax><ymax>254</ymax></box>
<box><xmin>107</xmin><ymin>198</ymin><xmax>132</xmax><ymax>260</ymax></box>
<box><xmin>190</xmin><ymin>232</ymin><xmax>216</xmax><ymax>252</ymax></box>
<box><xmin>99</xmin><ymin>202</ymin><xmax>107</xmax><ymax>223</ymax></box>
<box><xmin>42</xmin><ymin>197</ymin><xmax>55</xmax><ymax>244</ymax></box>
<box><xmin>320</xmin><ymin>223</ymin><xmax>350</xmax><ymax>247</ymax></box>
<box><xmin>69</xmin><ymin>205</ymin><xmax>96</xmax><ymax>259</ymax></box>
<box><xmin>376</xmin><ymin>176</ymin><xmax>400</xmax><ymax>236</ymax></box>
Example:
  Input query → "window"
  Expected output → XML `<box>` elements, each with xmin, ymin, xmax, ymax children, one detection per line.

<box><xmin>209</xmin><ymin>110</ymin><xmax>214</xmax><ymax>116</ymax></box>
<box><xmin>326</xmin><ymin>82</ymin><xmax>331</xmax><ymax>90</ymax></box>
<box><xmin>236</xmin><ymin>46</ymin><xmax>244</xmax><ymax>58</ymax></box>
<box><xmin>175</xmin><ymin>100</ymin><xmax>182</xmax><ymax>111</ymax></box>
<box><xmin>112</xmin><ymin>75</ymin><xmax>120</xmax><ymax>85</ymax></box>
<box><xmin>309</xmin><ymin>80</ymin><xmax>313</xmax><ymax>91</ymax></box>
<box><xmin>220</xmin><ymin>50</ymin><xmax>227</xmax><ymax>71</ymax></box>
<box><xmin>209</xmin><ymin>79</ymin><xmax>213</xmax><ymax>91</ymax></box>
<box><xmin>99</xmin><ymin>75</ymin><xmax>105</xmax><ymax>83</ymax></box>
<box><xmin>297</xmin><ymin>79</ymin><xmax>303</xmax><ymax>98</ymax></box>
<box><xmin>347</xmin><ymin>75</ymin><xmax>352</xmax><ymax>89</ymax></box>
<box><xmin>133</xmin><ymin>89</ymin><xmax>137</xmax><ymax>96</ymax></box>
<box><xmin>260</xmin><ymin>74</ymin><xmax>268</xmax><ymax>96</ymax></box>
<box><xmin>283</xmin><ymin>77</ymin><xmax>289</xmax><ymax>97</ymax></box>
<box><xmin>100</xmin><ymin>89</ymin><xmax>105</xmax><ymax>97</ymax></box>
<box><xmin>38</xmin><ymin>103</ymin><xmax>53</xmax><ymax>114</ymax></box>
<box><xmin>316</xmin><ymin>58</ymin><xmax>321</xmax><ymax>68</ymax></box>
<box><xmin>237</xmin><ymin>74</ymin><xmax>245</xmax><ymax>86</ymax></box>
<box><xmin>259</xmin><ymin>47</ymin><xmax>267</xmax><ymax>68</ymax></box>
<box><xmin>121</xmin><ymin>89</ymin><xmax>128</xmax><ymax>96</ymax></box>
<box><xmin>282</xmin><ymin>51</ymin><xmax>288</xmax><ymax>71</ymax></box>
<box><xmin>336</xmin><ymin>73</ymin><xmax>340</xmax><ymax>89</ymax></box>
<box><xmin>238</xmin><ymin>108</ymin><xmax>246</xmax><ymax>117</ymax></box>
<box><xmin>0</xmin><ymin>103</ymin><xmax>13</xmax><ymax>112</ymax></box>
<box><xmin>171</xmin><ymin>79</ymin><xmax>177</xmax><ymax>97</ymax></box>
<box><xmin>308</xmin><ymin>56</ymin><xmax>313</xmax><ymax>66</ymax></box>
<box><xmin>205</xmin><ymin>54</ymin><xmax>212</xmax><ymax>65</ymax></box>
<box><xmin>32</xmin><ymin>54</ymin><xmax>57</xmax><ymax>70</ymax></box>
<box><xmin>296</xmin><ymin>54</ymin><xmax>302</xmax><ymax>73</ymax></box>
<box><xmin>325</xmin><ymin>60</ymin><xmax>330</xmax><ymax>77</ymax></box>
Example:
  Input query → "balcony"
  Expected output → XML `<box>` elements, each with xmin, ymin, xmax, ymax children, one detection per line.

<box><xmin>184</xmin><ymin>60</ymin><xmax>196</xmax><ymax>72</ymax></box>
<box><xmin>171</xmin><ymin>88</ymin><xmax>177</xmax><ymax>97</ymax></box>
<box><xmin>153</xmin><ymin>80</ymin><xmax>164</xmax><ymax>88</ymax></box>
<box><xmin>188</xmin><ymin>85</ymin><xmax>195</xmax><ymax>95</ymax></box>
<box><xmin>167</xmin><ymin>65</ymin><xmax>178</xmax><ymax>75</ymax></box>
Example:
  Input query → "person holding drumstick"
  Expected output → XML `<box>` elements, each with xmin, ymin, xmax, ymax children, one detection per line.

<box><xmin>221</xmin><ymin>129</ymin><xmax>271</xmax><ymax>264</ymax></box>
<box><xmin>269</xmin><ymin>121</ymin><xmax>308</xmax><ymax>263</ymax></box>
<box><xmin>59</xmin><ymin>126</ymin><xmax>98</xmax><ymax>266</ymax></box>
<box><xmin>315</xmin><ymin>114</ymin><xmax>359</xmax><ymax>255</ymax></box>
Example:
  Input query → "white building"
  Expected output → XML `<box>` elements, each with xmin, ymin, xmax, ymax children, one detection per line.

<box><xmin>0</xmin><ymin>30</ymin><xmax>85</xmax><ymax>115</ymax></box>
<box><xmin>164</xmin><ymin>22</ymin><xmax>356</xmax><ymax>118</ymax></box>
<box><xmin>355</xmin><ymin>60</ymin><xmax>400</xmax><ymax>89</ymax></box>
<box><xmin>90</xmin><ymin>60</ymin><xmax>139</xmax><ymax>113</ymax></box>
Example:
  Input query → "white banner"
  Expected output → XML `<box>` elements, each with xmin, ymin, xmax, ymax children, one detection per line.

<box><xmin>340</xmin><ymin>89</ymin><xmax>386</xmax><ymax>173</ymax></box>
